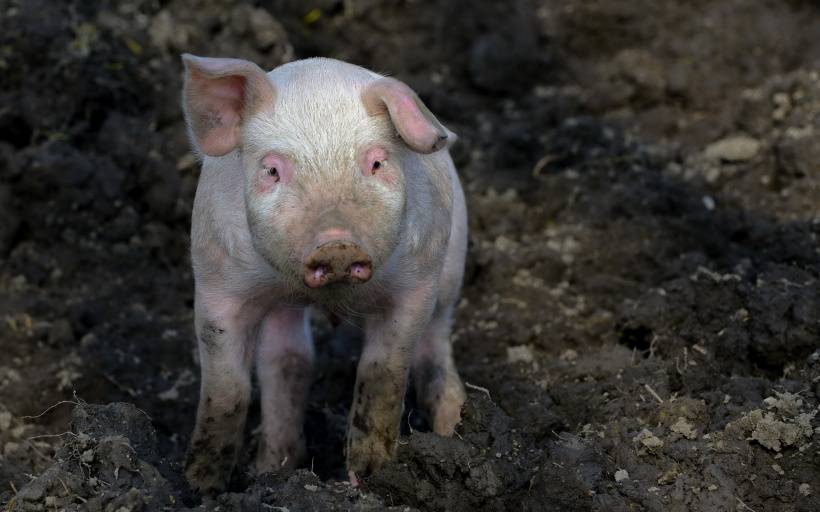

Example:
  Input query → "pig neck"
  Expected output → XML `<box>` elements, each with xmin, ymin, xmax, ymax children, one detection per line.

<box><xmin>389</xmin><ymin>150</ymin><xmax>454</xmax><ymax>281</ymax></box>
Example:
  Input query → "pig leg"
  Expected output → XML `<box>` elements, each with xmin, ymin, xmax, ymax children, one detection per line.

<box><xmin>414</xmin><ymin>178</ymin><xmax>467</xmax><ymax>437</ymax></box>
<box><xmin>185</xmin><ymin>294</ymin><xmax>258</xmax><ymax>493</ymax></box>
<box><xmin>413</xmin><ymin>304</ymin><xmax>465</xmax><ymax>436</ymax></box>
<box><xmin>346</xmin><ymin>281</ymin><xmax>437</xmax><ymax>481</ymax></box>
<box><xmin>255</xmin><ymin>308</ymin><xmax>314</xmax><ymax>473</ymax></box>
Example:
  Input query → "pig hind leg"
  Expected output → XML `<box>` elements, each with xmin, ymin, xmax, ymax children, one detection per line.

<box><xmin>413</xmin><ymin>303</ymin><xmax>466</xmax><ymax>436</ymax></box>
<box><xmin>413</xmin><ymin>176</ymin><xmax>468</xmax><ymax>436</ymax></box>
<box><xmin>255</xmin><ymin>308</ymin><xmax>314</xmax><ymax>474</ymax></box>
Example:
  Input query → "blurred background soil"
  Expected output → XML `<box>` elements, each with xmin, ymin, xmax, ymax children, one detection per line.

<box><xmin>0</xmin><ymin>0</ymin><xmax>819</xmax><ymax>510</ymax></box>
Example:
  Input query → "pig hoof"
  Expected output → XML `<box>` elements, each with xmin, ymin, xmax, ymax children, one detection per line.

<box><xmin>416</xmin><ymin>367</ymin><xmax>466</xmax><ymax>437</ymax></box>
<box><xmin>255</xmin><ymin>438</ymin><xmax>306</xmax><ymax>475</ymax></box>
<box><xmin>431</xmin><ymin>378</ymin><xmax>466</xmax><ymax>436</ymax></box>
<box><xmin>184</xmin><ymin>456</ymin><xmax>228</xmax><ymax>494</ymax></box>
<box><xmin>346</xmin><ymin>432</ymin><xmax>394</xmax><ymax>478</ymax></box>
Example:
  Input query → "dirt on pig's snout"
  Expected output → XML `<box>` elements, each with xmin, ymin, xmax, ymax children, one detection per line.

<box><xmin>1</xmin><ymin>0</ymin><xmax>820</xmax><ymax>511</ymax></box>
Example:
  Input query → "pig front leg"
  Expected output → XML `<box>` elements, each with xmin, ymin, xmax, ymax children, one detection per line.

<box><xmin>185</xmin><ymin>294</ymin><xmax>257</xmax><ymax>493</ymax></box>
<box><xmin>255</xmin><ymin>308</ymin><xmax>314</xmax><ymax>474</ymax></box>
<box><xmin>413</xmin><ymin>305</ymin><xmax>465</xmax><ymax>436</ymax></box>
<box><xmin>346</xmin><ymin>281</ymin><xmax>437</xmax><ymax>482</ymax></box>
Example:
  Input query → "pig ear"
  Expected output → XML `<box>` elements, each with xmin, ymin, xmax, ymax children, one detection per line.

<box><xmin>362</xmin><ymin>77</ymin><xmax>457</xmax><ymax>154</ymax></box>
<box><xmin>181</xmin><ymin>54</ymin><xmax>275</xmax><ymax>157</ymax></box>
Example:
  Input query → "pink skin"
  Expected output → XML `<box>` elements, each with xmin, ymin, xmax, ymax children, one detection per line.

<box><xmin>360</xmin><ymin>146</ymin><xmax>387</xmax><ymax>175</ymax></box>
<box><xmin>313</xmin><ymin>228</ymin><xmax>353</xmax><ymax>246</ymax></box>
<box><xmin>255</xmin><ymin>153</ymin><xmax>294</xmax><ymax>193</ymax></box>
<box><xmin>182</xmin><ymin>54</ymin><xmax>274</xmax><ymax>157</ymax></box>
<box><xmin>362</xmin><ymin>78</ymin><xmax>456</xmax><ymax>154</ymax></box>
<box><xmin>255</xmin><ymin>308</ymin><xmax>313</xmax><ymax>472</ymax></box>
<box><xmin>305</xmin><ymin>267</ymin><xmax>326</xmax><ymax>288</ymax></box>
<box><xmin>182</xmin><ymin>55</ymin><xmax>466</xmax><ymax>492</ymax></box>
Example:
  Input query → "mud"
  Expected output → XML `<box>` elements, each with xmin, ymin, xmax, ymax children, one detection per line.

<box><xmin>1</xmin><ymin>0</ymin><xmax>819</xmax><ymax>510</ymax></box>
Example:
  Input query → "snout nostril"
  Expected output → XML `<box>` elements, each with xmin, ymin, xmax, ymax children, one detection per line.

<box><xmin>348</xmin><ymin>261</ymin><xmax>372</xmax><ymax>282</ymax></box>
<box><xmin>349</xmin><ymin>262</ymin><xmax>365</xmax><ymax>275</ymax></box>
<box><xmin>303</xmin><ymin>263</ymin><xmax>333</xmax><ymax>288</ymax></box>
<box><xmin>311</xmin><ymin>264</ymin><xmax>329</xmax><ymax>277</ymax></box>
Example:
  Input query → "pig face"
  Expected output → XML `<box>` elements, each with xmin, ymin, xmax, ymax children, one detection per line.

<box><xmin>243</xmin><ymin>140</ymin><xmax>406</xmax><ymax>292</ymax></box>
<box><xmin>182</xmin><ymin>56</ymin><xmax>454</xmax><ymax>292</ymax></box>
<box><xmin>240</xmin><ymin>65</ymin><xmax>407</xmax><ymax>290</ymax></box>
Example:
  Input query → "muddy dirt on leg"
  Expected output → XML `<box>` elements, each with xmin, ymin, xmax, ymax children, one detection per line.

<box><xmin>255</xmin><ymin>308</ymin><xmax>314</xmax><ymax>474</ymax></box>
<box><xmin>413</xmin><ymin>305</ymin><xmax>466</xmax><ymax>436</ymax></box>
<box><xmin>346</xmin><ymin>281</ymin><xmax>437</xmax><ymax>481</ymax></box>
<box><xmin>185</xmin><ymin>298</ymin><xmax>256</xmax><ymax>494</ymax></box>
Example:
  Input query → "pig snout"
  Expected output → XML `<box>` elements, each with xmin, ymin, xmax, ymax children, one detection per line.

<box><xmin>303</xmin><ymin>239</ymin><xmax>372</xmax><ymax>288</ymax></box>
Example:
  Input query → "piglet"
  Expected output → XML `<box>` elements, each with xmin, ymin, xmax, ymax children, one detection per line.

<box><xmin>180</xmin><ymin>54</ymin><xmax>467</xmax><ymax>492</ymax></box>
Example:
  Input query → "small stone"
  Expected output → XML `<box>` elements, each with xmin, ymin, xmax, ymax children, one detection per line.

<box><xmin>763</xmin><ymin>392</ymin><xmax>803</xmax><ymax>416</ymax></box>
<box><xmin>702</xmin><ymin>196</ymin><xmax>716</xmax><ymax>211</ymax></box>
<box><xmin>614</xmin><ymin>469</ymin><xmax>629</xmax><ymax>482</ymax></box>
<box><xmin>248</xmin><ymin>7</ymin><xmax>287</xmax><ymax>49</ymax></box>
<box><xmin>657</xmin><ymin>468</ymin><xmax>679</xmax><ymax>484</ymax></box>
<box><xmin>704</xmin><ymin>135</ymin><xmax>761</xmax><ymax>162</ymax></box>
<box><xmin>799</xmin><ymin>483</ymin><xmax>811</xmax><ymax>496</ymax></box>
<box><xmin>3</xmin><ymin>441</ymin><xmax>20</xmax><ymax>455</ymax></box>
<box><xmin>158</xmin><ymin>387</ymin><xmax>179</xmax><ymax>401</ymax></box>
<box><xmin>507</xmin><ymin>345</ymin><xmax>534</xmax><ymax>364</ymax></box>
<box><xmin>612</xmin><ymin>49</ymin><xmax>666</xmax><ymax>101</ymax></box>
<box><xmin>512</xmin><ymin>269</ymin><xmax>545</xmax><ymax>288</ymax></box>
<box><xmin>670</xmin><ymin>417</ymin><xmax>698</xmax><ymax>440</ymax></box>
<box><xmin>634</xmin><ymin>429</ymin><xmax>665</xmax><ymax>452</ymax></box>
<box><xmin>10</xmin><ymin>425</ymin><xmax>26</xmax><ymax>439</ymax></box>
<box><xmin>559</xmin><ymin>349</ymin><xmax>578</xmax><ymax>362</ymax></box>
<box><xmin>148</xmin><ymin>10</ymin><xmax>176</xmax><ymax>50</ymax></box>
<box><xmin>80</xmin><ymin>333</ymin><xmax>98</xmax><ymax>348</ymax></box>
<box><xmin>304</xmin><ymin>484</ymin><xmax>318</xmax><ymax>492</ymax></box>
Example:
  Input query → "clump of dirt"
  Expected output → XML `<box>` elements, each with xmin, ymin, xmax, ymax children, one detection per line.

<box><xmin>727</xmin><ymin>391</ymin><xmax>817</xmax><ymax>452</ymax></box>
<box><xmin>12</xmin><ymin>402</ymin><xmax>175</xmax><ymax>511</ymax></box>
<box><xmin>2</xmin><ymin>0</ymin><xmax>820</xmax><ymax>511</ymax></box>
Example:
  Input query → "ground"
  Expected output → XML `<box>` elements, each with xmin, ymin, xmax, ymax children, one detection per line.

<box><xmin>0</xmin><ymin>0</ymin><xmax>819</xmax><ymax>510</ymax></box>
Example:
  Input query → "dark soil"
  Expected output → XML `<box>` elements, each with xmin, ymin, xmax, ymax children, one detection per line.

<box><xmin>1</xmin><ymin>0</ymin><xmax>819</xmax><ymax>510</ymax></box>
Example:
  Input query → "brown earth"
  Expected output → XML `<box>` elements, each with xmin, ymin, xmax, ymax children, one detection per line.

<box><xmin>1</xmin><ymin>0</ymin><xmax>819</xmax><ymax>510</ymax></box>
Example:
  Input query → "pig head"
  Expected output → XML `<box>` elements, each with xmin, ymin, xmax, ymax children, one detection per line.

<box><xmin>181</xmin><ymin>54</ymin><xmax>467</xmax><ymax>493</ymax></box>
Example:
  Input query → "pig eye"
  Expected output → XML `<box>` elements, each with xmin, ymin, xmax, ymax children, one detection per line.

<box><xmin>361</xmin><ymin>147</ymin><xmax>388</xmax><ymax>177</ymax></box>
<box><xmin>259</xmin><ymin>153</ymin><xmax>291</xmax><ymax>189</ymax></box>
<box><xmin>264</xmin><ymin>166</ymin><xmax>280</xmax><ymax>182</ymax></box>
